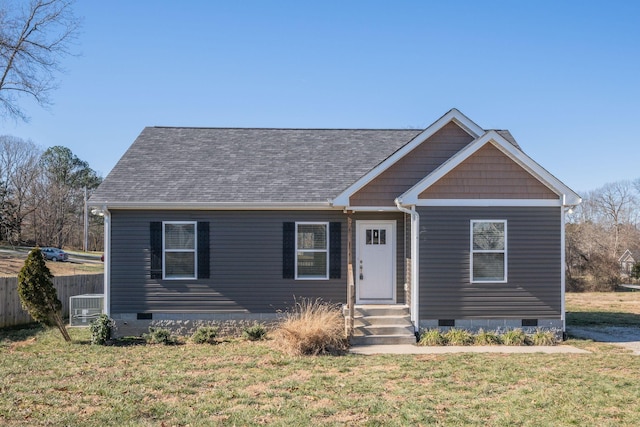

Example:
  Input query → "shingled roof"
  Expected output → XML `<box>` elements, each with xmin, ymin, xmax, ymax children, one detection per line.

<box><xmin>90</xmin><ymin>127</ymin><xmax>424</xmax><ymax>206</ymax></box>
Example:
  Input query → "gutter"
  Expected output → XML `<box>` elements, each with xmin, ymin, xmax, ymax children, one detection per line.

<box><xmin>87</xmin><ymin>201</ymin><xmax>336</xmax><ymax>211</ymax></box>
<box><xmin>394</xmin><ymin>198</ymin><xmax>420</xmax><ymax>332</ymax></box>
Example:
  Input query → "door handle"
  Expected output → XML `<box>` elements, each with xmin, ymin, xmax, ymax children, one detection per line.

<box><xmin>359</xmin><ymin>260</ymin><xmax>363</xmax><ymax>280</ymax></box>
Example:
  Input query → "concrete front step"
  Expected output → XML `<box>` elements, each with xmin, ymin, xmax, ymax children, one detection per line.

<box><xmin>354</xmin><ymin>315</ymin><xmax>413</xmax><ymax>327</ymax></box>
<box><xmin>353</xmin><ymin>305</ymin><xmax>410</xmax><ymax>317</ymax></box>
<box><xmin>348</xmin><ymin>304</ymin><xmax>415</xmax><ymax>345</ymax></box>
<box><xmin>351</xmin><ymin>334</ymin><xmax>417</xmax><ymax>346</ymax></box>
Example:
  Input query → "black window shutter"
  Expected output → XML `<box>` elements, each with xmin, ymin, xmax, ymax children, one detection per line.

<box><xmin>150</xmin><ymin>222</ymin><xmax>162</xmax><ymax>279</ymax></box>
<box><xmin>197</xmin><ymin>222</ymin><xmax>210</xmax><ymax>279</ymax></box>
<box><xmin>283</xmin><ymin>222</ymin><xmax>295</xmax><ymax>279</ymax></box>
<box><xmin>329</xmin><ymin>222</ymin><xmax>341</xmax><ymax>279</ymax></box>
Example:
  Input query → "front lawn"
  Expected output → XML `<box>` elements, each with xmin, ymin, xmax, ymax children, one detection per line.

<box><xmin>566</xmin><ymin>291</ymin><xmax>640</xmax><ymax>326</ymax></box>
<box><xmin>1</xmin><ymin>293</ymin><xmax>640</xmax><ymax>425</ymax></box>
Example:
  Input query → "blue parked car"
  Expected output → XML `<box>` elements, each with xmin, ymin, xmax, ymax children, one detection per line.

<box><xmin>40</xmin><ymin>247</ymin><xmax>69</xmax><ymax>262</ymax></box>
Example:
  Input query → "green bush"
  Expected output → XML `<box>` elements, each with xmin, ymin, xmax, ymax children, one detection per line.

<box><xmin>144</xmin><ymin>327</ymin><xmax>175</xmax><ymax>345</ymax></box>
<box><xmin>474</xmin><ymin>329</ymin><xmax>502</xmax><ymax>345</ymax></box>
<box><xmin>443</xmin><ymin>328</ymin><xmax>474</xmax><ymax>346</ymax></box>
<box><xmin>418</xmin><ymin>329</ymin><xmax>445</xmax><ymax>346</ymax></box>
<box><xmin>243</xmin><ymin>323</ymin><xmax>267</xmax><ymax>341</ymax></box>
<box><xmin>89</xmin><ymin>314</ymin><xmax>115</xmax><ymax>345</ymax></box>
<box><xmin>530</xmin><ymin>329</ymin><xmax>557</xmax><ymax>346</ymax></box>
<box><xmin>501</xmin><ymin>328</ymin><xmax>527</xmax><ymax>346</ymax></box>
<box><xmin>191</xmin><ymin>326</ymin><xmax>219</xmax><ymax>344</ymax></box>
<box><xmin>17</xmin><ymin>248</ymin><xmax>71</xmax><ymax>342</ymax></box>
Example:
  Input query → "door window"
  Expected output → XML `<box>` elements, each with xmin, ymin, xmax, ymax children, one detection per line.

<box><xmin>365</xmin><ymin>228</ymin><xmax>386</xmax><ymax>245</ymax></box>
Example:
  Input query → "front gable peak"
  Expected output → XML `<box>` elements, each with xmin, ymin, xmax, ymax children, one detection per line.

<box><xmin>332</xmin><ymin>108</ymin><xmax>483</xmax><ymax>207</ymax></box>
<box><xmin>398</xmin><ymin>130</ymin><xmax>582</xmax><ymax>207</ymax></box>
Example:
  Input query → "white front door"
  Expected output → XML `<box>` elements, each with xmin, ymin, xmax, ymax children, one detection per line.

<box><xmin>356</xmin><ymin>220</ymin><xmax>396</xmax><ymax>304</ymax></box>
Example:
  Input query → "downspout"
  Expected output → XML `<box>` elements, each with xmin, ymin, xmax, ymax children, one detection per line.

<box><xmin>561</xmin><ymin>202</ymin><xmax>575</xmax><ymax>336</ymax></box>
<box><xmin>395</xmin><ymin>198</ymin><xmax>419</xmax><ymax>332</ymax></box>
<box><xmin>99</xmin><ymin>206</ymin><xmax>111</xmax><ymax>316</ymax></box>
<box><xmin>91</xmin><ymin>204</ymin><xmax>117</xmax><ymax>316</ymax></box>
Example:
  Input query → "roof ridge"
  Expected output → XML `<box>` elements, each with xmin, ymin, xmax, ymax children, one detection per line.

<box><xmin>150</xmin><ymin>126</ymin><xmax>423</xmax><ymax>131</ymax></box>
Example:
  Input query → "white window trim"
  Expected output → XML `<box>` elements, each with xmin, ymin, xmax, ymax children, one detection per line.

<box><xmin>470</xmin><ymin>219</ymin><xmax>507</xmax><ymax>283</ymax></box>
<box><xmin>163</xmin><ymin>221</ymin><xmax>198</xmax><ymax>280</ymax></box>
<box><xmin>295</xmin><ymin>221</ymin><xmax>329</xmax><ymax>280</ymax></box>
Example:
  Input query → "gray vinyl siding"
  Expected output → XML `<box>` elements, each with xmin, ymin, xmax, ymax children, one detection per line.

<box><xmin>418</xmin><ymin>206</ymin><xmax>562</xmax><ymax>319</ymax></box>
<box><xmin>109</xmin><ymin>210</ymin><xmax>405</xmax><ymax>314</ymax></box>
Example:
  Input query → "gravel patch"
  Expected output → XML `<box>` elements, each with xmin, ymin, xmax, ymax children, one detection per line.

<box><xmin>567</xmin><ymin>326</ymin><xmax>640</xmax><ymax>355</ymax></box>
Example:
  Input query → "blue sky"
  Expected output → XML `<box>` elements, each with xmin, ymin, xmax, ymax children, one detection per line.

<box><xmin>4</xmin><ymin>0</ymin><xmax>640</xmax><ymax>194</ymax></box>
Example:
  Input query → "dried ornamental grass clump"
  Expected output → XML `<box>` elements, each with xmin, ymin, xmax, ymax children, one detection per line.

<box><xmin>530</xmin><ymin>328</ymin><xmax>558</xmax><ymax>346</ymax></box>
<box><xmin>274</xmin><ymin>298</ymin><xmax>348</xmax><ymax>356</ymax></box>
<box><xmin>501</xmin><ymin>328</ymin><xmax>528</xmax><ymax>346</ymax></box>
<box><xmin>443</xmin><ymin>328</ymin><xmax>474</xmax><ymax>346</ymax></box>
<box><xmin>418</xmin><ymin>329</ymin><xmax>446</xmax><ymax>346</ymax></box>
<box><xmin>474</xmin><ymin>329</ymin><xmax>502</xmax><ymax>345</ymax></box>
<box><xmin>417</xmin><ymin>327</ymin><xmax>559</xmax><ymax>347</ymax></box>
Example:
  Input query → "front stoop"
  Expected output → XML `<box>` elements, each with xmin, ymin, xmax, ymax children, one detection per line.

<box><xmin>349</xmin><ymin>305</ymin><xmax>416</xmax><ymax>345</ymax></box>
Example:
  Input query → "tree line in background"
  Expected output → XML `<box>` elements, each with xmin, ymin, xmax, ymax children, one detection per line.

<box><xmin>0</xmin><ymin>134</ymin><xmax>102</xmax><ymax>251</ymax></box>
<box><xmin>566</xmin><ymin>179</ymin><xmax>640</xmax><ymax>291</ymax></box>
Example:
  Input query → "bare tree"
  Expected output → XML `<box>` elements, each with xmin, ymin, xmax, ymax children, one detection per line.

<box><xmin>566</xmin><ymin>179</ymin><xmax>640</xmax><ymax>291</ymax></box>
<box><xmin>0</xmin><ymin>135</ymin><xmax>42</xmax><ymax>242</ymax></box>
<box><xmin>591</xmin><ymin>181</ymin><xmax>637</xmax><ymax>257</ymax></box>
<box><xmin>0</xmin><ymin>0</ymin><xmax>80</xmax><ymax>121</ymax></box>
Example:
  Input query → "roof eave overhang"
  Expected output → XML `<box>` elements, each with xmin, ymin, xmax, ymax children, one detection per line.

<box><xmin>88</xmin><ymin>201</ymin><xmax>337</xmax><ymax>211</ymax></box>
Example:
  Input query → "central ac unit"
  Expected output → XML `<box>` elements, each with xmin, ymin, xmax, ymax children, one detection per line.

<box><xmin>69</xmin><ymin>294</ymin><xmax>104</xmax><ymax>326</ymax></box>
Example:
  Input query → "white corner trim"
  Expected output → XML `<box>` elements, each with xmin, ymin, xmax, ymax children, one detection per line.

<box><xmin>332</xmin><ymin>109</ymin><xmax>483</xmax><ymax>206</ymax></box>
<box><xmin>103</xmin><ymin>208</ymin><xmax>111</xmax><ymax>316</ymax></box>
<box><xmin>399</xmin><ymin>130</ymin><xmax>582</xmax><ymax>206</ymax></box>
<box><xmin>561</xmin><ymin>208</ymin><xmax>566</xmax><ymax>332</ymax></box>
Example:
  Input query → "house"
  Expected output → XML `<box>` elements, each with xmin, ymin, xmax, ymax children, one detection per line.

<box><xmin>619</xmin><ymin>249</ymin><xmax>637</xmax><ymax>277</ymax></box>
<box><xmin>89</xmin><ymin>109</ymin><xmax>581</xmax><ymax>342</ymax></box>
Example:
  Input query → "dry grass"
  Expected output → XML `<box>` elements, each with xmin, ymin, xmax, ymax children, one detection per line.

<box><xmin>0</xmin><ymin>250</ymin><xmax>103</xmax><ymax>277</ymax></box>
<box><xmin>272</xmin><ymin>298</ymin><xmax>347</xmax><ymax>356</ymax></box>
<box><xmin>566</xmin><ymin>291</ymin><xmax>640</xmax><ymax>314</ymax></box>
<box><xmin>566</xmin><ymin>291</ymin><xmax>640</xmax><ymax>326</ymax></box>
<box><xmin>2</xmin><ymin>325</ymin><xmax>640</xmax><ymax>426</ymax></box>
<box><xmin>2</xmin><ymin>294</ymin><xmax>640</xmax><ymax>426</ymax></box>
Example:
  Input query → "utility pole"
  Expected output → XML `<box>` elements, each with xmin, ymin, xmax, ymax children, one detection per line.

<box><xmin>83</xmin><ymin>187</ymin><xmax>88</xmax><ymax>252</ymax></box>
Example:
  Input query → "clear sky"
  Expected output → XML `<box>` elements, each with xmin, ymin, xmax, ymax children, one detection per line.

<box><xmin>4</xmin><ymin>0</ymin><xmax>640</xmax><ymax>194</ymax></box>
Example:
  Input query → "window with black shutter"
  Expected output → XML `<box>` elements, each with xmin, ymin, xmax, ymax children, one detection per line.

<box><xmin>283</xmin><ymin>221</ymin><xmax>341</xmax><ymax>280</ymax></box>
<box><xmin>150</xmin><ymin>221</ymin><xmax>210</xmax><ymax>280</ymax></box>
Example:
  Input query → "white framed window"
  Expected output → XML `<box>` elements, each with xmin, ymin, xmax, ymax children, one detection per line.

<box><xmin>295</xmin><ymin>222</ymin><xmax>329</xmax><ymax>280</ymax></box>
<box><xmin>470</xmin><ymin>220</ymin><xmax>507</xmax><ymax>283</ymax></box>
<box><xmin>163</xmin><ymin>221</ymin><xmax>197</xmax><ymax>280</ymax></box>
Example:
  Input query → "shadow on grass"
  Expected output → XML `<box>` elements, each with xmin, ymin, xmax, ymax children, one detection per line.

<box><xmin>73</xmin><ymin>336</ymin><xmax>148</xmax><ymax>347</ymax></box>
<box><xmin>0</xmin><ymin>323</ymin><xmax>44</xmax><ymax>345</ymax></box>
<box><xmin>107</xmin><ymin>337</ymin><xmax>148</xmax><ymax>347</ymax></box>
<box><xmin>567</xmin><ymin>311</ymin><xmax>640</xmax><ymax>327</ymax></box>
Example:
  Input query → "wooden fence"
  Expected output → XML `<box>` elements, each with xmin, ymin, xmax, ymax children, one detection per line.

<box><xmin>0</xmin><ymin>274</ymin><xmax>104</xmax><ymax>328</ymax></box>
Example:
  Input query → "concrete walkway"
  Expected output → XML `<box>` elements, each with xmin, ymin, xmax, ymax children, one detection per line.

<box><xmin>350</xmin><ymin>344</ymin><xmax>590</xmax><ymax>355</ymax></box>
